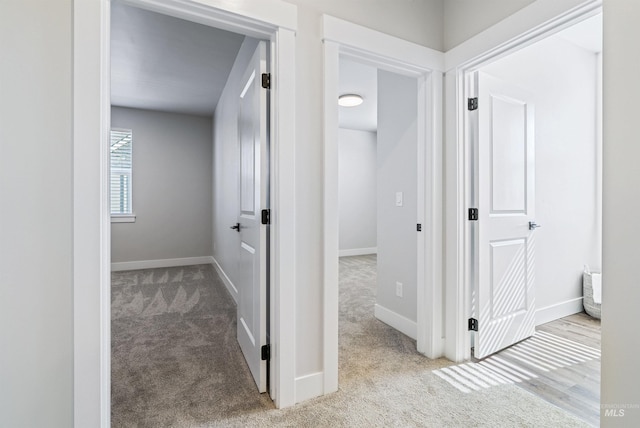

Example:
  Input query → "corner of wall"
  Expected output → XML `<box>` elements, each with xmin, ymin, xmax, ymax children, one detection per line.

<box><xmin>212</xmin><ymin>256</ymin><xmax>238</xmax><ymax>304</ymax></box>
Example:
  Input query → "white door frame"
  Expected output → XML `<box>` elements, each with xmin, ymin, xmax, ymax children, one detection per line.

<box><xmin>321</xmin><ymin>15</ymin><xmax>444</xmax><ymax>394</ymax></box>
<box><xmin>443</xmin><ymin>0</ymin><xmax>602</xmax><ymax>362</ymax></box>
<box><xmin>73</xmin><ymin>0</ymin><xmax>297</xmax><ymax>425</ymax></box>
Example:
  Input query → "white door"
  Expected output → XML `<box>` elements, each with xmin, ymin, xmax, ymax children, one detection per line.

<box><xmin>236</xmin><ymin>41</ymin><xmax>269</xmax><ymax>392</ymax></box>
<box><xmin>473</xmin><ymin>71</ymin><xmax>536</xmax><ymax>359</ymax></box>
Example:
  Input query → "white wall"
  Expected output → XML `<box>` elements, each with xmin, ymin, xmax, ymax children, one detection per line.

<box><xmin>0</xmin><ymin>1</ymin><xmax>73</xmax><ymax>426</ymax></box>
<box><xmin>482</xmin><ymin>36</ymin><xmax>600</xmax><ymax>323</ymax></box>
<box><xmin>111</xmin><ymin>107</ymin><xmax>213</xmax><ymax>264</ymax></box>
<box><xmin>601</xmin><ymin>1</ymin><xmax>640</xmax><ymax>426</ymax></box>
<box><xmin>375</xmin><ymin>70</ymin><xmax>418</xmax><ymax>332</ymax></box>
<box><xmin>338</xmin><ymin>128</ymin><xmax>377</xmax><ymax>255</ymax></box>
<box><xmin>212</xmin><ymin>37</ymin><xmax>260</xmax><ymax>302</ymax></box>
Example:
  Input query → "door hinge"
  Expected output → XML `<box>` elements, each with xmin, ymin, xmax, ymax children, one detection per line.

<box><xmin>468</xmin><ymin>97</ymin><xmax>478</xmax><ymax>111</ymax></box>
<box><xmin>468</xmin><ymin>318</ymin><xmax>478</xmax><ymax>331</ymax></box>
<box><xmin>261</xmin><ymin>73</ymin><xmax>271</xmax><ymax>89</ymax></box>
<box><xmin>417</xmin><ymin>224</ymin><xmax>422</xmax><ymax>232</ymax></box>
<box><xmin>468</xmin><ymin>208</ymin><xmax>478</xmax><ymax>221</ymax></box>
<box><xmin>261</xmin><ymin>209</ymin><xmax>271</xmax><ymax>225</ymax></box>
<box><xmin>261</xmin><ymin>344</ymin><xmax>270</xmax><ymax>361</ymax></box>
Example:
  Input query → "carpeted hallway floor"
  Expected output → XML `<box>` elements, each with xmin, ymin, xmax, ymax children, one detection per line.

<box><xmin>111</xmin><ymin>256</ymin><xmax>589</xmax><ymax>427</ymax></box>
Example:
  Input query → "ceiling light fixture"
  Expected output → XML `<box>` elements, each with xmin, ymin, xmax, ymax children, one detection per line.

<box><xmin>338</xmin><ymin>94</ymin><xmax>364</xmax><ymax>107</ymax></box>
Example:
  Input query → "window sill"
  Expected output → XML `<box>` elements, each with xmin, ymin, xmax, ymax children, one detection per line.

<box><xmin>111</xmin><ymin>215</ymin><xmax>136</xmax><ymax>223</ymax></box>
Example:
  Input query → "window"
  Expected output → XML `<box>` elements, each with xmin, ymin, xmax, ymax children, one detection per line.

<box><xmin>110</xmin><ymin>128</ymin><xmax>135</xmax><ymax>221</ymax></box>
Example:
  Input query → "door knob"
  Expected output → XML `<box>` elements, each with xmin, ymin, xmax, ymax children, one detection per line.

<box><xmin>230</xmin><ymin>223</ymin><xmax>240</xmax><ymax>232</ymax></box>
<box><xmin>529</xmin><ymin>221</ymin><xmax>542</xmax><ymax>230</ymax></box>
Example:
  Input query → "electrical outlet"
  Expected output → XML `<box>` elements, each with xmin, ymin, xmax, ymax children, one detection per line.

<box><xmin>396</xmin><ymin>281</ymin><xmax>403</xmax><ymax>297</ymax></box>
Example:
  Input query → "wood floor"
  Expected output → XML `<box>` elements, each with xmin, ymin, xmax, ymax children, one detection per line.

<box><xmin>441</xmin><ymin>312</ymin><xmax>601</xmax><ymax>426</ymax></box>
<box><xmin>511</xmin><ymin>313</ymin><xmax>601</xmax><ymax>426</ymax></box>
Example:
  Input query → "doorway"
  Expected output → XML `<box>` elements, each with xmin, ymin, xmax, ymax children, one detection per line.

<box><xmin>69</xmin><ymin>0</ymin><xmax>300</xmax><ymax>422</ymax></box>
<box><xmin>322</xmin><ymin>16</ymin><xmax>445</xmax><ymax>394</ymax></box>
<box><xmin>443</xmin><ymin>2</ymin><xmax>604</xmax><ymax>363</ymax></box>
<box><xmin>337</xmin><ymin>57</ymin><xmax>421</xmax><ymax>345</ymax></box>
<box><xmin>108</xmin><ymin>1</ymin><xmax>273</xmax><ymax>421</ymax></box>
<box><xmin>466</xmin><ymin>11</ymin><xmax>603</xmax><ymax>360</ymax></box>
<box><xmin>450</xmin><ymin>10</ymin><xmax>603</xmax><ymax>425</ymax></box>
<box><xmin>446</xmin><ymin>4</ymin><xmax>606</xmax><ymax>420</ymax></box>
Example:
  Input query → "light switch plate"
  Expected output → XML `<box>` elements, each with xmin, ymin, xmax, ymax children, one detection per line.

<box><xmin>395</xmin><ymin>191</ymin><xmax>403</xmax><ymax>207</ymax></box>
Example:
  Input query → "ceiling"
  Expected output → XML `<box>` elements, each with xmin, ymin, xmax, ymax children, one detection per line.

<box><xmin>556</xmin><ymin>13</ymin><xmax>602</xmax><ymax>53</ymax></box>
<box><xmin>110</xmin><ymin>1</ymin><xmax>245</xmax><ymax>116</ymax></box>
<box><xmin>339</xmin><ymin>59</ymin><xmax>378</xmax><ymax>132</ymax></box>
<box><xmin>111</xmin><ymin>4</ymin><xmax>601</xmax><ymax>121</ymax></box>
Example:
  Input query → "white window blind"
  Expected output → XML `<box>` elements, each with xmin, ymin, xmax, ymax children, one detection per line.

<box><xmin>110</xmin><ymin>129</ymin><xmax>133</xmax><ymax>215</ymax></box>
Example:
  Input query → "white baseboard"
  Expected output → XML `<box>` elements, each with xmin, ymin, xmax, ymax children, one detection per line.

<box><xmin>295</xmin><ymin>372</ymin><xmax>323</xmax><ymax>404</ymax></box>
<box><xmin>212</xmin><ymin>256</ymin><xmax>238</xmax><ymax>304</ymax></box>
<box><xmin>535</xmin><ymin>297</ymin><xmax>584</xmax><ymax>326</ymax></box>
<box><xmin>339</xmin><ymin>247</ymin><xmax>377</xmax><ymax>257</ymax></box>
<box><xmin>111</xmin><ymin>256</ymin><xmax>214</xmax><ymax>272</ymax></box>
<box><xmin>374</xmin><ymin>304</ymin><xmax>417</xmax><ymax>340</ymax></box>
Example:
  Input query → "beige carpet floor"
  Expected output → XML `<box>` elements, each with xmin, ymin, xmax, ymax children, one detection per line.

<box><xmin>111</xmin><ymin>256</ymin><xmax>589</xmax><ymax>427</ymax></box>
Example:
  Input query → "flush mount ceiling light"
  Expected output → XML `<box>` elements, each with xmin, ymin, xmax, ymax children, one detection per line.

<box><xmin>338</xmin><ymin>94</ymin><xmax>364</xmax><ymax>107</ymax></box>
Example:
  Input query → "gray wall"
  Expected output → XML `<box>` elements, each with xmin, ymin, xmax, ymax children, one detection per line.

<box><xmin>443</xmin><ymin>0</ymin><xmax>535</xmax><ymax>50</ymax></box>
<box><xmin>338</xmin><ymin>128</ymin><xmax>377</xmax><ymax>254</ymax></box>
<box><xmin>111</xmin><ymin>107</ymin><xmax>213</xmax><ymax>263</ymax></box>
<box><xmin>482</xmin><ymin>36</ymin><xmax>600</xmax><ymax>322</ymax></box>
<box><xmin>0</xmin><ymin>1</ymin><xmax>73</xmax><ymax>426</ymax></box>
<box><xmin>602</xmin><ymin>1</ymin><xmax>640</xmax><ymax>425</ymax></box>
<box><xmin>212</xmin><ymin>37</ymin><xmax>260</xmax><ymax>303</ymax></box>
<box><xmin>375</xmin><ymin>70</ymin><xmax>418</xmax><ymax>325</ymax></box>
<box><xmin>284</xmin><ymin>0</ymin><xmax>443</xmax><ymax>50</ymax></box>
